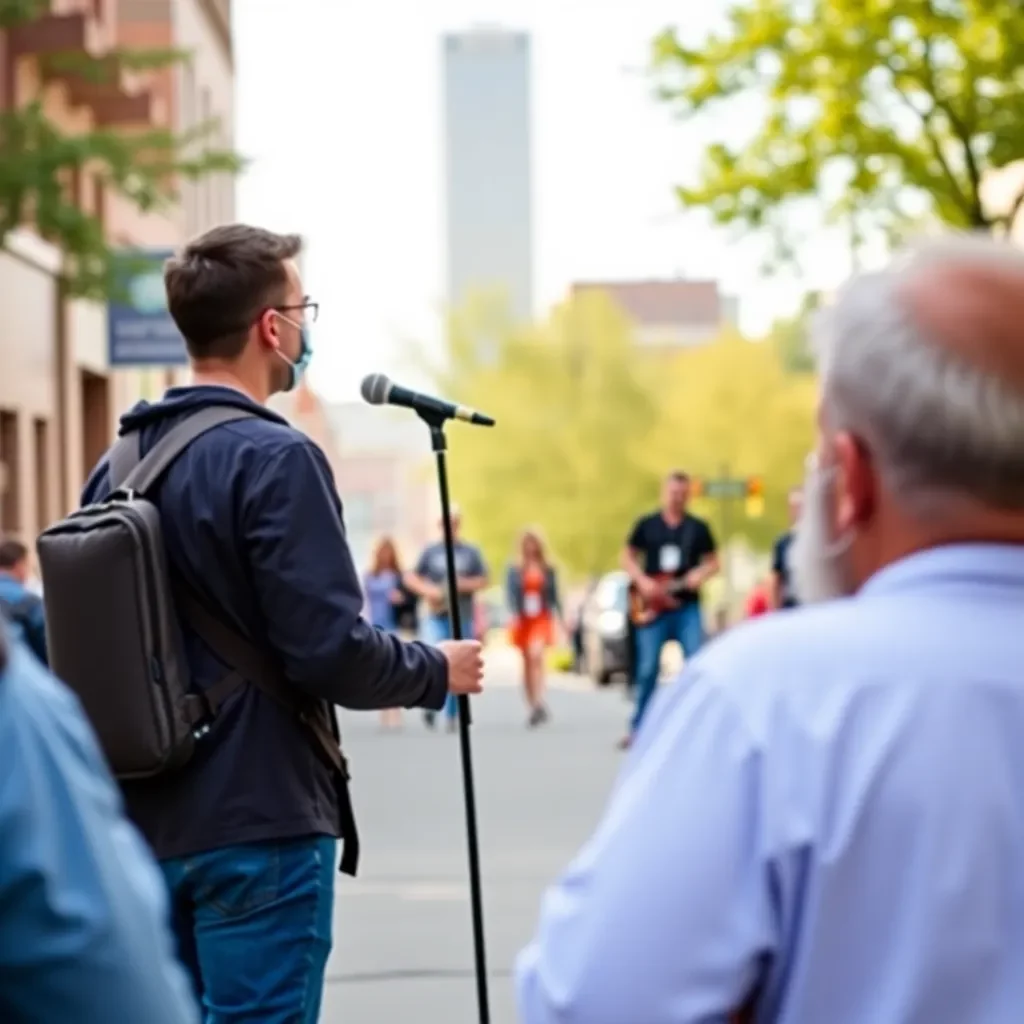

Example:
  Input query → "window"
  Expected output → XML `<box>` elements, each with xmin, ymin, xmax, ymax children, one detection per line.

<box><xmin>596</xmin><ymin>572</ymin><xmax>628</xmax><ymax>613</ymax></box>
<box><xmin>33</xmin><ymin>417</ymin><xmax>49</xmax><ymax>534</ymax></box>
<box><xmin>80</xmin><ymin>371</ymin><xmax>110</xmax><ymax>480</ymax></box>
<box><xmin>0</xmin><ymin>410</ymin><xmax>21</xmax><ymax>534</ymax></box>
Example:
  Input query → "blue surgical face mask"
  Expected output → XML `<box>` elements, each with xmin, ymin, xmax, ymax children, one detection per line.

<box><xmin>274</xmin><ymin>313</ymin><xmax>313</xmax><ymax>391</ymax></box>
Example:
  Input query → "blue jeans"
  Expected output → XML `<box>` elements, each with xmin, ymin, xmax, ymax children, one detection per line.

<box><xmin>161</xmin><ymin>837</ymin><xmax>336</xmax><ymax>1023</ymax></box>
<box><xmin>632</xmin><ymin>603</ymin><xmax>705</xmax><ymax>733</ymax></box>
<box><xmin>422</xmin><ymin>614</ymin><xmax>457</xmax><ymax>719</ymax></box>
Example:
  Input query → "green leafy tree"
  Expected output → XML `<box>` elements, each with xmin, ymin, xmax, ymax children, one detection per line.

<box><xmin>641</xmin><ymin>330</ymin><xmax>817</xmax><ymax>550</ymax></box>
<box><xmin>770</xmin><ymin>290</ymin><xmax>824</xmax><ymax>374</ymax></box>
<box><xmin>0</xmin><ymin>0</ymin><xmax>241</xmax><ymax>298</ymax></box>
<box><xmin>652</xmin><ymin>0</ymin><xmax>1024</xmax><ymax>258</ymax></box>
<box><xmin>427</xmin><ymin>289</ymin><xmax>664</xmax><ymax>581</ymax></box>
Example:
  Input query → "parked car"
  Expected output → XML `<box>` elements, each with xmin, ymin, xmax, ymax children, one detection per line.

<box><xmin>580</xmin><ymin>571</ymin><xmax>634</xmax><ymax>686</ymax></box>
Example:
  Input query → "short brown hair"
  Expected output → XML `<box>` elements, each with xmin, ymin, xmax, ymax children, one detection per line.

<box><xmin>666</xmin><ymin>470</ymin><xmax>690</xmax><ymax>485</ymax></box>
<box><xmin>164</xmin><ymin>224</ymin><xmax>303</xmax><ymax>360</ymax></box>
<box><xmin>0</xmin><ymin>538</ymin><xmax>28</xmax><ymax>570</ymax></box>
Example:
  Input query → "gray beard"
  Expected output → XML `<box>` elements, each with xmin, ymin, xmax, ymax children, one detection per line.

<box><xmin>790</xmin><ymin>465</ymin><xmax>854</xmax><ymax>604</ymax></box>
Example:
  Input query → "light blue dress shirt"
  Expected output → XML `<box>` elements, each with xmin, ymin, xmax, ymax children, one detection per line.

<box><xmin>0</xmin><ymin>635</ymin><xmax>199</xmax><ymax>1023</ymax></box>
<box><xmin>517</xmin><ymin>544</ymin><xmax>1024</xmax><ymax>1023</ymax></box>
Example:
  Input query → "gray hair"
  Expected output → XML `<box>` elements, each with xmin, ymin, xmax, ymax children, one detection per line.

<box><xmin>813</xmin><ymin>234</ymin><xmax>1024</xmax><ymax>512</ymax></box>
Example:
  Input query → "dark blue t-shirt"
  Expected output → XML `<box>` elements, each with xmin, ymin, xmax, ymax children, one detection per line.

<box><xmin>414</xmin><ymin>540</ymin><xmax>487</xmax><ymax>632</ymax></box>
<box><xmin>772</xmin><ymin>530</ymin><xmax>798</xmax><ymax>608</ymax></box>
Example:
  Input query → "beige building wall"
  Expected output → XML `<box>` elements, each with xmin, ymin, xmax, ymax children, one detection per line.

<box><xmin>173</xmin><ymin>0</ymin><xmax>235</xmax><ymax>238</ymax></box>
<box><xmin>0</xmin><ymin>233</ymin><xmax>62</xmax><ymax>541</ymax></box>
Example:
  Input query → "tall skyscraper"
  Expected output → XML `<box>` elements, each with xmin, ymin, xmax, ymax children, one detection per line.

<box><xmin>442</xmin><ymin>27</ymin><xmax>533</xmax><ymax>323</ymax></box>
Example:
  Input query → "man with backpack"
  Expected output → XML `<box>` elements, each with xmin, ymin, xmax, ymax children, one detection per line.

<box><xmin>0</xmin><ymin>538</ymin><xmax>47</xmax><ymax>666</ymax></box>
<box><xmin>43</xmin><ymin>224</ymin><xmax>484</xmax><ymax>1023</ymax></box>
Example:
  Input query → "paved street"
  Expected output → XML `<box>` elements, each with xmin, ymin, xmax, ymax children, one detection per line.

<box><xmin>320</xmin><ymin>648</ymin><xmax>631</xmax><ymax>1022</ymax></box>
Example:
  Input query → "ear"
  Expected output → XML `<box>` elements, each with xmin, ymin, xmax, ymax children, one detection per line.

<box><xmin>257</xmin><ymin>308</ymin><xmax>281</xmax><ymax>351</ymax></box>
<box><xmin>832</xmin><ymin>431</ymin><xmax>876</xmax><ymax>531</ymax></box>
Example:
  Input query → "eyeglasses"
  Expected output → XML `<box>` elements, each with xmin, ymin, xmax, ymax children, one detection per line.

<box><xmin>275</xmin><ymin>299</ymin><xmax>319</xmax><ymax>324</ymax></box>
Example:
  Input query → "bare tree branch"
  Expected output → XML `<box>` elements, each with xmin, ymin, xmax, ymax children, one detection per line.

<box><xmin>919</xmin><ymin>8</ymin><xmax>986</xmax><ymax>225</ymax></box>
<box><xmin>883</xmin><ymin>67</ymin><xmax>971</xmax><ymax>218</ymax></box>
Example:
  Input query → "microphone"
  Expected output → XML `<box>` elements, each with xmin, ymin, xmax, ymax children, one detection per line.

<box><xmin>360</xmin><ymin>373</ymin><xmax>496</xmax><ymax>427</ymax></box>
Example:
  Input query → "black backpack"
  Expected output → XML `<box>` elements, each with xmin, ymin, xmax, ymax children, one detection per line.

<box><xmin>37</xmin><ymin>406</ymin><xmax>358</xmax><ymax>873</ymax></box>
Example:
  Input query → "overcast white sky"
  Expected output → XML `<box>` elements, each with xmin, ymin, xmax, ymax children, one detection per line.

<box><xmin>233</xmin><ymin>0</ymin><xmax>851</xmax><ymax>402</ymax></box>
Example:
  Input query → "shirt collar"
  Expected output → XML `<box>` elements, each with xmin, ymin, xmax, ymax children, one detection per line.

<box><xmin>860</xmin><ymin>542</ymin><xmax>1024</xmax><ymax>597</ymax></box>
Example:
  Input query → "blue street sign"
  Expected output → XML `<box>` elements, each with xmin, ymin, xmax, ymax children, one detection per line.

<box><xmin>107</xmin><ymin>248</ymin><xmax>187</xmax><ymax>367</ymax></box>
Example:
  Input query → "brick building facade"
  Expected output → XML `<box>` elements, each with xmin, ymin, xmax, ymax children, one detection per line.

<box><xmin>0</xmin><ymin>0</ymin><xmax>234</xmax><ymax>540</ymax></box>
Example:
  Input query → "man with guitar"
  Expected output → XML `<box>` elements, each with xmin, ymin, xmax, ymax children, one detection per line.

<box><xmin>621</xmin><ymin>470</ymin><xmax>718</xmax><ymax>747</ymax></box>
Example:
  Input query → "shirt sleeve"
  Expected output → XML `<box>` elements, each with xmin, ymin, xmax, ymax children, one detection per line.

<box><xmin>413</xmin><ymin>546</ymin><xmax>432</xmax><ymax>578</ymax></box>
<box><xmin>626</xmin><ymin>516</ymin><xmax>647</xmax><ymax>551</ymax></box>
<box><xmin>505</xmin><ymin>565</ymin><xmax>519</xmax><ymax>611</ymax></box>
<box><xmin>515</xmin><ymin>669</ymin><xmax>775</xmax><ymax>1023</ymax></box>
<box><xmin>242</xmin><ymin>442</ymin><xmax>447</xmax><ymax>712</ymax></box>
<box><xmin>469</xmin><ymin>544</ymin><xmax>488</xmax><ymax>578</ymax></box>
<box><xmin>0</xmin><ymin>643</ymin><xmax>200</xmax><ymax>1024</ymax></box>
<box><xmin>697</xmin><ymin>518</ymin><xmax>718</xmax><ymax>558</ymax></box>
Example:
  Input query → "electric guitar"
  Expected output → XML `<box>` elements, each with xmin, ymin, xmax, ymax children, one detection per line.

<box><xmin>627</xmin><ymin>573</ymin><xmax>696</xmax><ymax>626</ymax></box>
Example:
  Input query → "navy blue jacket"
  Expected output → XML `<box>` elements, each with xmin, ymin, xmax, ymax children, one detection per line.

<box><xmin>81</xmin><ymin>386</ymin><xmax>448</xmax><ymax>862</ymax></box>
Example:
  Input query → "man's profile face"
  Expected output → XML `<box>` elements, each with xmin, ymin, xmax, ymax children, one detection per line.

<box><xmin>663</xmin><ymin>477</ymin><xmax>688</xmax><ymax>515</ymax></box>
<box><xmin>9</xmin><ymin>556</ymin><xmax>28</xmax><ymax>584</ymax></box>
<box><xmin>260</xmin><ymin>259</ymin><xmax>307</xmax><ymax>391</ymax></box>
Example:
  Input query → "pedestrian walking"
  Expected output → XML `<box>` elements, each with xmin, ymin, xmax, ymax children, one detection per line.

<box><xmin>506</xmin><ymin>529</ymin><xmax>562</xmax><ymax>727</ymax></box>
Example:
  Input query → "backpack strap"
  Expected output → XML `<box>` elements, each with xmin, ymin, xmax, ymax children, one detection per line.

<box><xmin>174</xmin><ymin>580</ymin><xmax>359</xmax><ymax>876</ymax></box>
<box><xmin>108</xmin><ymin>406</ymin><xmax>258</xmax><ymax>494</ymax></box>
<box><xmin>107</xmin><ymin>433</ymin><xmax>141</xmax><ymax>493</ymax></box>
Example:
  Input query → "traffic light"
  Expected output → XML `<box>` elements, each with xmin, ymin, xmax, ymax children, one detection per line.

<box><xmin>744</xmin><ymin>476</ymin><xmax>764</xmax><ymax>519</ymax></box>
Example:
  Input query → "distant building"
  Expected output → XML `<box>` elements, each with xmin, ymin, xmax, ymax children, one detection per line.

<box><xmin>442</xmin><ymin>26</ymin><xmax>533</xmax><ymax>323</ymax></box>
<box><xmin>270</xmin><ymin>389</ymin><xmax>435</xmax><ymax>575</ymax></box>
<box><xmin>570</xmin><ymin>278</ymin><xmax>738</xmax><ymax>348</ymax></box>
<box><xmin>324</xmin><ymin>403</ymin><xmax>436</xmax><ymax>573</ymax></box>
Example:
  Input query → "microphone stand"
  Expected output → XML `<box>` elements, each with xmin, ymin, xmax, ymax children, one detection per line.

<box><xmin>418</xmin><ymin>407</ymin><xmax>491</xmax><ymax>1024</ymax></box>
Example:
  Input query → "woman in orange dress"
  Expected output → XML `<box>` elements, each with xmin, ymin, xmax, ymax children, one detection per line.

<box><xmin>506</xmin><ymin>529</ymin><xmax>561</xmax><ymax>728</ymax></box>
